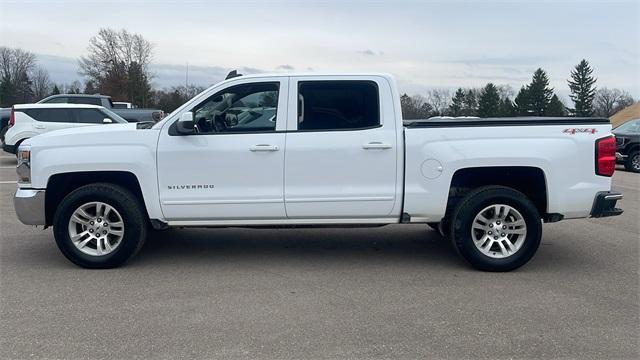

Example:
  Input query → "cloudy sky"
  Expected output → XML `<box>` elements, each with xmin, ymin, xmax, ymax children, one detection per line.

<box><xmin>0</xmin><ymin>0</ymin><xmax>638</xmax><ymax>99</ymax></box>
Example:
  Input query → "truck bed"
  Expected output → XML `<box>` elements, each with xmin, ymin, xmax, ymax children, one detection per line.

<box><xmin>402</xmin><ymin>118</ymin><xmax>613</xmax><ymax>222</ymax></box>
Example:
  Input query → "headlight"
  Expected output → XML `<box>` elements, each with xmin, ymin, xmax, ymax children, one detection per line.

<box><xmin>16</xmin><ymin>147</ymin><xmax>31</xmax><ymax>184</ymax></box>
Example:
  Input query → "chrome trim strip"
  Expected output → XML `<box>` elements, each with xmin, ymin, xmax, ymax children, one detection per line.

<box><xmin>166</xmin><ymin>217</ymin><xmax>397</xmax><ymax>227</ymax></box>
<box><xmin>604</xmin><ymin>194</ymin><xmax>623</xmax><ymax>201</ymax></box>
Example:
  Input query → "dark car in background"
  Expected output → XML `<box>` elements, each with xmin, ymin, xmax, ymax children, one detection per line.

<box><xmin>613</xmin><ymin>119</ymin><xmax>640</xmax><ymax>172</ymax></box>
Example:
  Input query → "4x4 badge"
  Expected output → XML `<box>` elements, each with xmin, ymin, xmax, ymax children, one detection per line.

<box><xmin>563</xmin><ymin>128</ymin><xmax>597</xmax><ymax>134</ymax></box>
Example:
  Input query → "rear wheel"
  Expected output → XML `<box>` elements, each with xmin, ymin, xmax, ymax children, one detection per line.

<box><xmin>450</xmin><ymin>186</ymin><xmax>541</xmax><ymax>271</ymax></box>
<box><xmin>53</xmin><ymin>183</ymin><xmax>147</xmax><ymax>268</ymax></box>
<box><xmin>625</xmin><ymin>151</ymin><xmax>640</xmax><ymax>173</ymax></box>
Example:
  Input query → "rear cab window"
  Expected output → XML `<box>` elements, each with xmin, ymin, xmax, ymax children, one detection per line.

<box><xmin>68</xmin><ymin>97</ymin><xmax>103</xmax><ymax>106</ymax></box>
<box><xmin>296</xmin><ymin>80</ymin><xmax>380</xmax><ymax>131</ymax></box>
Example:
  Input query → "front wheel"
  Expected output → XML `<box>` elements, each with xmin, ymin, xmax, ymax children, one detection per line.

<box><xmin>450</xmin><ymin>186</ymin><xmax>542</xmax><ymax>272</ymax></box>
<box><xmin>53</xmin><ymin>183</ymin><xmax>147</xmax><ymax>268</ymax></box>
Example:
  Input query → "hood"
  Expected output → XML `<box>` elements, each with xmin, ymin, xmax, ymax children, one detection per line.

<box><xmin>22</xmin><ymin>123</ymin><xmax>159</xmax><ymax>149</ymax></box>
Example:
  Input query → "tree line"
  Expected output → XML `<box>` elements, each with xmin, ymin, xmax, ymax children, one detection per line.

<box><xmin>0</xmin><ymin>28</ymin><xmax>204</xmax><ymax>111</ymax></box>
<box><xmin>401</xmin><ymin>60</ymin><xmax>635</xmax><ymax>119</ymax></box>
<box><xmin>0</xmin><ymin>28</ymin><xmax>636</xmax><ymax>116</ymax></box>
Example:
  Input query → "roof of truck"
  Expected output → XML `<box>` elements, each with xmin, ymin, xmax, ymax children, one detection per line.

<box><xmin>229</xmin><ymin>72</ymin><xmax>394</xmax><ymax>79</ymax></box>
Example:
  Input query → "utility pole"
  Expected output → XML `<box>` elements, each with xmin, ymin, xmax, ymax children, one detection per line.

<box><xmin>185</xmin><ymin>62</ymin><xmax>189</xmax><ymax>89</ymax></box>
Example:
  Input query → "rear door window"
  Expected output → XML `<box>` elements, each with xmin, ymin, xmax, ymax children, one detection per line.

<box><xmin>24</xmin><ymin>109</ymin><xmax>76</xmax><ymax>123</ymax></box>
<box><xmin>297</xmin><ymin>81</ymin><xmax>380</xmax><ymax>131</ymax></box>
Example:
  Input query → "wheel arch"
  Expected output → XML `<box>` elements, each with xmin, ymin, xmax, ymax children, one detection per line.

<box><xmin>45</xmin><ymin>171</ymin><xmax>148</xmax><ymax>226</ymax></box>
<box><xmin>624</xmin><ymin>142</ymin><xmax>639</xmax><ymax>155</ymax></box>
<box><xmin>445</xmin><ymin>166</ymin><xmax>548</xmax><ymax>219</ymax></box>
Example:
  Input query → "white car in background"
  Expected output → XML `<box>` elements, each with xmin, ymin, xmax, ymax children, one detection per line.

<box><xmin>112</xmin><ymin>102</ymin><xmax>134</xmax><ymax>109</ymax></box>
<box><xmin>2</xmin><ymin>104</ymin><xmax>127</xmax><ymax>154</ymax></box>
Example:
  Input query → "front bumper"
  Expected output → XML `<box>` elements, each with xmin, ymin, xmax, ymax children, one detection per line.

<box><xmin>3</xmin><ymin>142</ymin><xmax>16</xmax><ymax>154</ymax></box>
<box><xmin>590</xmin><ymin>191</ymin><xmax>623</xmax><ymax>218</ymax></box>
<box><xmin>14</xmin><ymin>189</ymin><xmax>46</xmax><ymax>225</ymax></box>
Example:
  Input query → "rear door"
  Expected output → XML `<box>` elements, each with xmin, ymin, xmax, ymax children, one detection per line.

<box><xmin>284</xmin><ymin>77</ymin><xmax>399</xmax><ymax>219</ymax></box>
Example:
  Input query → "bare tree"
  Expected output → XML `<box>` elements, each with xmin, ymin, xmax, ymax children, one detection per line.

<box><xmin>594</xmin><ymin>88</ymin><xmax>636</xmax><ymax>117</ymax></box>
<box><xmin>425</xmin><ymin>89</ymin><xmax>451</xmax><ymax>116</ymax></box>
<box><xmin>79</xmin><ymin>28</ymin><xmax>154</xmax><ymax>103</ymax></box>
<box><xmin>31</xmin><ymin>67</ymin><xmax>52</xmax><ymax>100</ymax></box>
<box><xmin>0</xmin><ymin>47</ymin><xmax>37</xmax><ymax>105</ymax></box>
<box><xmin>400</xmin><ymin>94</ymin><xmax>434</xmax><ymax>119</ymax></box>
<box><xmin>496</xmin><ymin>84</ymin><xmax>515</xmax><ymax>101</ymax></box>
<box><xmin>0</xmin><ymin>47</ymin><xmax>36</xmax><ymax>83</ymax></box>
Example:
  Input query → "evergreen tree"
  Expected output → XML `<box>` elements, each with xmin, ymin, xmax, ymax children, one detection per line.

<box><xmin>546</xmin><ymin>94</ymin><xmax>567</xmax><ymax>116</ymax></box>
<box><xmin>498</xmin><ymin>97</ymin><xmax>516</xmax><ymax>117</ymax></box>
<box><xmin>477</xmin><ymin>83</ymin><xmax>501</xmax><ymax>117</ymax></box>
<box><xmin>51</xmin><ymin>85</ymin><xmax>60</xmax><ymax>95</ymax></box>
<box><xmin>127</xmin><ymin>61</ymin><xmax>152</xmax><ymax>107</ymax></box>
<box><xmin>0</xmin><ymin>75</ymin><xmax>17</xmax><ymax>107</ymax></box>
<box><xmin>449</xmin><ymin>88</ymin><xmax>465</xmax><ymax>116</ymax></box>
<box><xmin>528</xmin><ymin>68</ymin><xmax>553</xmax><ymax>116</ymax></box>
<box><xmin>567</xmin><ymin>59</ymin><xmax>597</xmax><ymax>116</ymax></box>
<box><xmin>514</xmin><ymin>86</ymin><xmax>531</xmax><ymax>115</ymax></box>
<box><xmin>462</xmin><ymin>89</ymin><xmax>478</xmax><ymax>116</ymax></box>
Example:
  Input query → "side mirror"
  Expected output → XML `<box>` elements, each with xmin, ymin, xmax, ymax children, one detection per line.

<box><xmin>176</xmin><ymin>111</ymin><xmax>195</xmax><ymax>134</ymax></box>
<box><xmin>103</xmin><ymin>118</ymin><xmax>113</xmax><ymax>124</ymax></box>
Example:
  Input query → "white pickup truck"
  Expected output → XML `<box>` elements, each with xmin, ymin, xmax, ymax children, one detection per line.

<box><xmin>13</xmin><ymin>73</ymin><xmax>623</xmax><ymax>271</ymax></box>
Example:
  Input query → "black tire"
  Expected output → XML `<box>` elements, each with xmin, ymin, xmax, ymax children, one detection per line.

<box><xmin>624</xmin><ymin>151</ymin><xmax>640</xmax><ymax>173</ymax></box>
<box><xmin>13</xmin><ymin>138</ymin><xmax>27</xmax><ymax>157</ymax></box>
<box><xmin>449</xmin><ymin>186</ymin><xmax>542</xmax><ymax>272</ymax></box>
<box><xmin>53</xmin><ymin>183</ymin><xmax>147</xmax><ymax>268</ymax></box>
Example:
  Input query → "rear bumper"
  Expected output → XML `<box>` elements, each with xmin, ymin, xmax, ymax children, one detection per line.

<box><xmin>3</xmin><ymin>143</ymin><xmax>16</xmax><ymax>154</ymax></box>
<box><xmin>590</xmin><ymin>191</ymin><xmax>623</xmax><ymax>218</ymax></box>
<box><xmin>14</xmin><ymin>189</ymin><xmax>46</xmax><ymax>225</ymax></box>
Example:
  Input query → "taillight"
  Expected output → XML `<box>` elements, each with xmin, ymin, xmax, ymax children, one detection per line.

<box><xmin>595</xmin><ymin>136</ymin><xmax>616</xmax><ymax>177</ymax></box>
<box><xmin>8</xmin><ymin>106</ymin><xmax>15</xmax><ymax>127</ymax></box>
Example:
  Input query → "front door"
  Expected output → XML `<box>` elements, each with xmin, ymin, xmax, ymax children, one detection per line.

<box><xmin>284</xmin><ymin>77</ymin><xmax>399</xmax><ymax>219</ymax></box>
<box><xmin>157</xmin><ymin>78</ymin><xmax>288</xmax><ymax>221</ymax></box>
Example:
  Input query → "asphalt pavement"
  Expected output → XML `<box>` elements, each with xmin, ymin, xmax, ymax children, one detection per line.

<box><xmin>0</xmin><ymin>153</ymin><xmax>638</xmax><ymax>359</ymax></box>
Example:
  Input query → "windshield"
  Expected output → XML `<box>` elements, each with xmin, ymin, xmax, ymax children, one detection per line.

<box><xmin>614</xmin><ymin>119</ymin><xmax>640</xmax><ymax>133</ymax></box>
<box><xmin>100</xmin><ymin>108</ymin><xmax>128</xmax><ymax>123</ymax></box>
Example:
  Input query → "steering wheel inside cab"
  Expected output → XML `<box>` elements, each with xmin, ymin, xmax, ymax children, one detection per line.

<box><xmin>195</xmin><ymin>111</ymin><xmax>229</xmax><ymax>133</ymax></box>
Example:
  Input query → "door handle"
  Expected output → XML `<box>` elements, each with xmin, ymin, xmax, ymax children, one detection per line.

<box><xmin>249</xmin><ymin>144</ymin><xmax>279</xmax><ymax>152</ymax></box>
<box><xmin>362</xmin><ymin>142</ymin><xmax>392</xmax><ymax>150</ymax></box>
<box><xmin>34</xmin><ymin>125</ymin><xmax>45</xmax><ymax>129</ymax></box>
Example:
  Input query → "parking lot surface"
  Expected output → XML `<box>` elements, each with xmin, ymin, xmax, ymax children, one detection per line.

<box><xmin>1</xmin><ymin>153</ymin><xmax>638</xmax><ymax>359</ymax></box>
